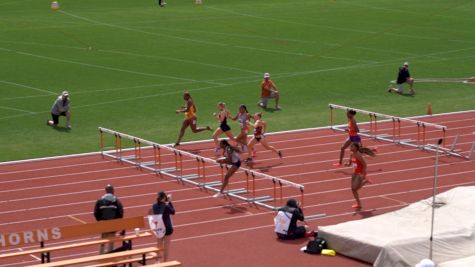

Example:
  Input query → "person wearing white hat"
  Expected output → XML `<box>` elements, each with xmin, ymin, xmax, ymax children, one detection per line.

<box><xmin>47</xmin><ymin>90</ymin><xmax>71</xmax><ymax>129</ymax></box>
<box><xmin>388</xmin><ymin>62</ymin><xmax>415</xmax><ymax>96</ymax></box>
<box><xmin>415</xmin><ymin>258</ymin><xmax>435</xmax><ymax>267</ymax></box>
<box><xmin>258</xmin><ymin>73</ymin><xmax>281</xmax><ymax>110</ymax></box>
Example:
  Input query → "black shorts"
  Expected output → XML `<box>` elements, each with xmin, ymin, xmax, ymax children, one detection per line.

<box><xmin>51</xmin><ymin>112</ymin><xmax>66</xmax><ymax>125</ymax></box>
<box><xmin>220</xmin><ymin>123</ymin><xmax>231</xmax><ymax>132</ymax></box>
<box><xmin>255</xmin><ymin>135</ymin><xmax>262</xmax><ymax>142</ymax></box>
<box><xmin>232</xmin><ymin>160</ymin><xmax>241</xmax><ymax>168</ymax></box>
<box><xmin>276</xmin><ymin>226</ymin><xmax>307</xmax><ymax>240</ymax></box>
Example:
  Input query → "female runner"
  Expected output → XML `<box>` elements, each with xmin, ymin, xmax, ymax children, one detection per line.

<box><xmin>173</xmin><ymin>91</ymin><xmax>211</xmax><ymax>147</ymax></box>
<box><xmin>348</xmin><ymin>142</ymin><xmax>375</xmax><ymax>209</ymax></box>
<box><xmin>213</xmin><ymin>140</ymin><xmax>241</xmax><ymax>198</ymax></box>
<box><xmin>231</xmin><ymin>104</ymin><xmax>251</xmax><ymax>152</ymax></box>
<box><xmin>212</xmin><ymin>102</ymin><xmax>234</xmax><ymax>154</ymax></box>
<box><xmin>245</xmin><ymin>112</ymin><xmax>282</xmax><ymax>162</ymax></box>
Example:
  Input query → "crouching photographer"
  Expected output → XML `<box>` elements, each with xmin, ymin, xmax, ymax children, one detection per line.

<box><xmin>274</xmin><ymin>198</ymin><xmax>314</xmax><ymax>240</ymax></box>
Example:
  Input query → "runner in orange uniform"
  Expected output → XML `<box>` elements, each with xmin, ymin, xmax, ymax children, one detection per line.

<box><xmin>173</xmin><ymin>91</ymin><xmax>211</xmax><ymax>147</ymax></box>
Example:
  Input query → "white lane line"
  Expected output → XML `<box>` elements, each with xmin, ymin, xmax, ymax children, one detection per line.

<box><xmin>0</xmin><ymin>119</ymin><xmax>473</xmax><ymax>188</ymax></box>
<box><xmin>59</xmin><ymin>10</ymin><xmax>312</xmax><ymax>58</ymax></box>
<box><xmin>1</xmin><ymin>45</ymin><xmax>474</xmax><ymax>121</ymax></box>
<box><xmin>205</xmin><ymin>6</ymin><xmax>377</xmax><ymax>34</ymax></box>
<box><xmin>0</xmin><ymin>80</ymin><xmax>56</xmax><ymax>95</ymax></box>
<box><xmin>0</xmin><ymin>150</ymin><xmax>473</xmax><ymax>217</ymax></box>
<box><xmin>14</xmin><ymin>50</ymin><xmax>202</xmax><ymax>83</ymax></box>
<box><xmin>0</xmin><ymin>40</ymin><xmax>261</xmax><ymax>76</ymax></box>
<box><xmin>0</xmin><ymin>105</ymin><xmax>35</xmax><ymax>114</ymax></box>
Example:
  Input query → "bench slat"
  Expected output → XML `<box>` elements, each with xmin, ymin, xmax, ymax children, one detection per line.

<box><xmin>145</xmin><ymin>261</ymin><xmax>182</xmax><ymax>267</ymax></box>
<box><xmin>0</xmin><ymin>232</ymin><xmax>152</xmax><ymax>259</ymax></box>
<box><xmin>29</xmin><ymin>247</ymin><xmax>160</xmax><ymax>267</ymax></box>
<box><xmin>86</xmin><ymin>252</ymin><xmax>159</xmax><ymax>267</ymax></box>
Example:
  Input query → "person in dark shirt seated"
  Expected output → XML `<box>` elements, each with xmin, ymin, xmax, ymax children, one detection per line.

<box><xmin>388</xmin><ymin>62</ymin><xmax>415</xmax><ymax>95</ymax></box>
<box><xmin>275</xmin><ymin>199</ymin><xmax>314</xmax><ymax>240</ymax></box>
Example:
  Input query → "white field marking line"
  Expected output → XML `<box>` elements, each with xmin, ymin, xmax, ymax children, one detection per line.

<box><xmin>2</xmin><ymin>125</ymin><xmax>469</xmax><ymax>190</ymax></box>
<box><xmin>0</xmin><ymin>39</ymin><xmax>260</xmax><ymax>76</ymax></box>
<box><xmin>380</xmin><ymin>195</ymin><xmax>408</xmax><ymax>205</ymax></box>
<box><xmin>3</xmin><ymin>165</ymin><xmax>471</xmax><ymax>227</ymax></box>
<box><xmin>0</xmin><ymin>165</ymin><xmax>139</xmax><ymax>186</ymax></box>
<box><xmin>0</xmin><ymin>47</ymin><xmax>12</xmax><ymax>52</ymax></box>
<box><xmin>144</xmin><ymin>26</ymin><xmax>339</xmax><ymax>46</ymax></box>
<box><xmin>0</xmin><ymin>0</ymin><xmax>33</xmax><ymax>6</ymax></box>
<box><xmin>67</xmin><ymin>215</ymin><xmax>87</xmax><ymax>224</ymax></box>
<box><xmin>1</xmin><ymin>46</ymin><xmax>474</xmax><ymax>121</ymax></box>
<box><xmin>338</xmin><ymin>0</ymin><xmax>475</xmax><ymax>24</ymax></box>
<box><xmin>1</xmin><ymin>114</ymin><xmax>473</xmax><ymax>179</ymax></box>
<box><xmin>205</xmin><ymin>6</ymin><xmax>377</xmax><ymax>34</ymax></box>
<box><xmin>2</xmin><ymin>147</ymin><xmax>473</xmax><ymax>217</ymax></box>
<box><xmin>0</xmin><ymin>105</ymin><xmax>35</xmax><ymax>114</ymax></box>
<box><xmin>1</xmin><ymin>118</ymin><xmax>472</xmax><ymax>190</ymax></box>
<box><xmin>0</xmin><ymin>80</ymin><xmax>56</xmax><ymax>95</ymax></box>
<box><xmin>353</xmin><ymin>46</ymin><xmax>440</xmax><ymax>60</ymax></box>
<box><xmin>98</xmin><ymin>48</ymin><xmax>261</xmax><ymax>75</ymax></box>
<box><xmin>1</xmin><ymin>135</ymin><xmax>462</xmax><ymax>206</ymax></box>
<box><xmin>13</xmin><ymin>50</ymin><xmax>215</xmax><ymax>85</ymax></box>
<box><xmin>59</xmin><ymin>10</ymin><xmax>312</xmax><ymax>58</ymax></box>
<box><xmin>15</xmin><ymin>248</ymin><xmax>41</xmax><ymax>261</ymax></box>
<box><xmin>0</xmin><ymin>109</ymin><xmax>473</xmax><ymax>166</ymax></box>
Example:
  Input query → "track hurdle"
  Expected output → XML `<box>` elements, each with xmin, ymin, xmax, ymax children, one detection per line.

<box><xmin>98</xmin><ymin>127</ymin><xmax>314</xmax><ymax>211</ymax></box>
<box><xmin>329</xmin><ymin>104</ymin><xmax>469</xmax><ymax>159</ymax></box>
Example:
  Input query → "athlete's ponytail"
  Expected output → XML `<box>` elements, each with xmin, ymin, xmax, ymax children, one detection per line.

<box><xmin>351</xmin><ymin>142</ymin><xmax>375</xmax><ymax>157</ymax></box>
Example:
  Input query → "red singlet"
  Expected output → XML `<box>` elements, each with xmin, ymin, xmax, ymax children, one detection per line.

<box><xmin>352</xmin><ymin>155</ymin><xmax>364</xmax><ymax>175</ymax></box>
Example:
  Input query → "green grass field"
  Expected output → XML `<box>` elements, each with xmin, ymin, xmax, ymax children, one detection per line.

<box><xmin>1</xmin><ymin>0</ymin><xmax>474</xmax><ymax>161</ymax></box>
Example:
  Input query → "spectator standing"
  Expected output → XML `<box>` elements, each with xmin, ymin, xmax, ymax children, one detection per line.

<box><xmin>258</xmin><ymin>73</ymin><xmax>281</xmax><ymax>110</ymax></box>
<box><xmin>388</xmin><ymin>62</ymin><xmax>415</xmax><ymax>95</ymax></box>
<box><xmin>47</xmin><ymin>90</ymin><xmax>72</xmax><ymax>129</ymax></box>
<box><xmin>275</xmin><ymin>198</ymin><xmax>314</xmax><ymax>240</ymax></box>
<box><xmin>152</xmin><ymin>191</ymin><xmax>175</xmax><ymax>261</ymax></box>
<box><xmin>94</xmin><ymin>184</ymin><xmax>124</xmax><ymax>254</ymax></box>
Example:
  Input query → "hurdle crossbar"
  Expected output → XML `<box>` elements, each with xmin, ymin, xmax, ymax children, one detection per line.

<box><xmin>328</xmin><ymin>104</ymin><xmax>469</xmax><ymax>159</ymax></box>
<box><xmin>329</xmin><ymin>104</ymin><xmax>446</xmax><ymax>130</ymax></box>
<box><xmin>98</xmin><ymin>127</ymin><xmax>305</xmax><ymax>210</ymax></box>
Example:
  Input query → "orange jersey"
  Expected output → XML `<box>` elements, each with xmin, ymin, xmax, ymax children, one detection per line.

<box><xmin>185</xmin><ymin>102</ymin><xmax>196</xmax><ymax>120</ymax></box>
<box><xmin>348</xmin><ymin>118</ymin><xmax>358</xmax><ymax>136</ymax></box>
<box><xmin>261</xmin><ymin>79</ymin><xmax>274</xmax><ymax>97</ymax></box>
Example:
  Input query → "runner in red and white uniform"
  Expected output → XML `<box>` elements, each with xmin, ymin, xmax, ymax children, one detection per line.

<box><xmin>245</xmin><ymin>112</ymin><xmax>282</xmax><ymax>162</ymax></box>
<box><xmin>347</xmin><ymin>142</ymin><xmax>375</xmax><ymax>210</ymax></box>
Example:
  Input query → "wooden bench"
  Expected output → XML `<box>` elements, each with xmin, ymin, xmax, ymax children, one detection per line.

<box><xmin>29</xmin><ymin>246</ymin><xmax>160</xmax><ymax>267</ymax></box>
<box><xmin>144</xmin><ymin>261</ymin><xmax>182</xmax><ymax>267</ymax></box>
<box><xmin>0</xmin><ymin>216</ymin><xmax>150</xmax><ymax>264</ymax></box>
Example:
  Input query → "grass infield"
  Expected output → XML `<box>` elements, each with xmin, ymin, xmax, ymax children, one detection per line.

<box><xmin>0</xmin><ymin>0</ymin><xmax>474</xmax><ymax>161</ymax></box>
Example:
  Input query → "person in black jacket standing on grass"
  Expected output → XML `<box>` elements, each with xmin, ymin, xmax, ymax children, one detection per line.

<box><xmin>152</xmin><ymin>191</ymin><xmax>175</xmax><ymax>261</ymax></box>
<box><xmin>94</xmin><ymin>184</ymin><xmax>124</xmax><ymax>254</ymax></box>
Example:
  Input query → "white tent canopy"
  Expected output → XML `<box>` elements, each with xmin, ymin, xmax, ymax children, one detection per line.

<box><xmin>319</xmin><ymin>186</ymin><xmax>475</xmax><ymax>267</ymax></box>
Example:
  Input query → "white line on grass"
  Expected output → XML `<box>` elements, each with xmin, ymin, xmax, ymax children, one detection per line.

<box><xmin>205</xmin><ymin>6</ymin><xmax>377</xmax><ymax>34</ymax></box>
<box><xmin>59</xmin><ymin>10</ymin><xmax>312</xmax><ymax>58</ymax></box>
<box><xmin>1</xmin><ymin>46</ymin><xmax>474</xmax><ymax>121</ymax></box>
<box><xmin>0</xmin><ymin>105</ymin><xmax>35</xmax><ymax>114</ymax></box>
<box><xmin>0</xmin><ymin>80</ymin><xmax>57</xmax><ymax>95</ymax></box>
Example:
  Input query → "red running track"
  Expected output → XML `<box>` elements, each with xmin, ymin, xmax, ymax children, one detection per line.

<box><xmin>1</xmin><ymin>111</ymin><xmax>474</xmax><ymax>267</ymax></box>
